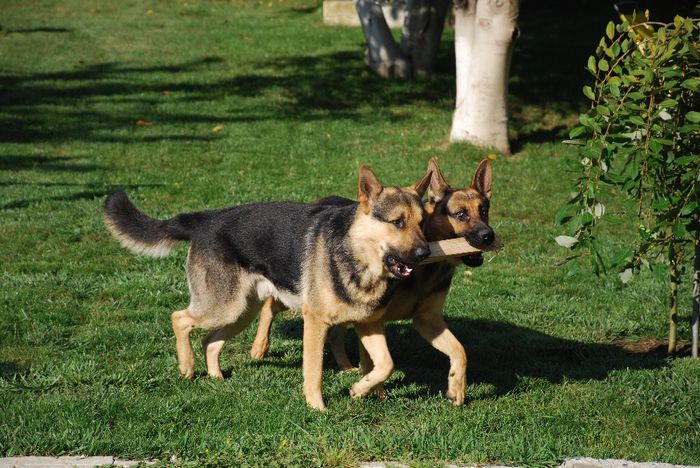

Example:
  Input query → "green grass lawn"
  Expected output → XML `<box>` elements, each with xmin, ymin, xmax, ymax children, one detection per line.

<box><xmin>1</xmin><ymin>0</ymin><xmax>698</xmax><ymax>466</ymax></box>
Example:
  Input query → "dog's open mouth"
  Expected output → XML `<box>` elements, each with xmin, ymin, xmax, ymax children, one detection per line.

<box><xmin>385</xmin><ymin>255</ymin><xmax>414</xmax><ymax>278</ymax></box>
<box><xmin>462</xmin><ymin>252</ymin><xmax>484</xmax><ymax>267</ymax></box>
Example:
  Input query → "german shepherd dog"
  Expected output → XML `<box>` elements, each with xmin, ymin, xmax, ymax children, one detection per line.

<box><xmin>250</xmin><ymin>158</ymin><xmax>495</xmax><ymax>405</ymax></box>
<box><xmin>103</xmin><ymin>166</ymin><xmax>432</xmax><ymax>410</ymax></box>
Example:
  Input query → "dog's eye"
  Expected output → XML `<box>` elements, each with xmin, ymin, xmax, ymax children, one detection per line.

<box><xmin>390</xmin><ymin>218</ymin><xmax>405</xmax><ymax>229</ymax></box>
<box><xmin>453</xmin><ymin>210</ymin><xmax>469</xmax><ymax>222</ymax></box>
<box><xmin>480</xmin><ymin>206</ymin><xmax>488</xmax><ymax>218</ymax></box>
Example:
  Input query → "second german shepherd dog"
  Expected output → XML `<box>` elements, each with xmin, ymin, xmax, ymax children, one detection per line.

<box><xmin>103</xmin><ymin>166</ymin><xmax>431</xmax><ymax>410</ymax></box>
<box><xmin>250</xmin><ymin>158</ymin><xmax>495</xmax><ymax>405</ymax></box>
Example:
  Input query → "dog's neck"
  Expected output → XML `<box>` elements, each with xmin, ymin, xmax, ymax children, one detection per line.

<box><xmin>342</xmin><ymin>212</ymin><xmax>394</xmax><ymax>306</ymax></box>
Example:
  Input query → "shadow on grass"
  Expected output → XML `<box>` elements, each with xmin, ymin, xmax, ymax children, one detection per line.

<box><xmin>0</xmin><ymin>50</ymin><xmax>455</xmax><ymax>144</ymax></box>
<box><xmin>0</xmin><ymin>181</ymin><xmax>163</xmax><ymax>210</ymax></box>
<box><xmin>0</xmin><ymin>154</ymin><xmax>101</xmax><ymax>172</ymax></box>
<box><xmin>4</xmin><ymin>27</ymin><xmax>71</xmax><ymax>34</ymax></box>
<box><xmin>1</xmin><ymin>1</ymin><xmax>694</xmax><ymax>146</ymax></box>
<box><xmin>265</xmin><ymin>316</ymin><xmax>666</xmax><ymax>399</ymax></box>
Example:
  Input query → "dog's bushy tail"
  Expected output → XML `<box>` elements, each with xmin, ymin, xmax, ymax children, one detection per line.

<box><xmin>103</xmin><ymin>191</ymin><xmax>196</xmax><ymax>258</ymax></box>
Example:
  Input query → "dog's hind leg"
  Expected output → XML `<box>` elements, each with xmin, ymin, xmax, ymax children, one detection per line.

<box><xmin>203</xmin><ymin>302</ymin><xmax>261</xmax><ymax>378</ymax></box>
<box><xmin>172</xmin><ymin>309</ymin><xmax>197</xmax><ymax>379</ymax></box>
<box><xmin>412</xmin><ymin>312</ymin><xmax>467</xmax><ymax>406</ymax></box>
<box><xmin>349</xmin><ymin>321</ymin><xmax>393</xmax><ymax>399</ymax></box>
<box><xmin>250</xmin><ymin>298</ymin><xmax>286</xmax><ymax>360</ymax></box>
<box><xmin>328</xmin><ymin>324</ymin><xmax>357</xmax><ymax>372</ymax></box>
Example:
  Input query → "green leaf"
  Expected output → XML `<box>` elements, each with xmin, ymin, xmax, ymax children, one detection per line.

<box><xmin>609</xmin><ymin>83</ymin><xmax>620</xmax><ymax>98</ymax></box>
<box><xmin>580</xmin><ymin>212</ymin><xmax>594</xmax><ymax>226</ymax></box>
<box><xmin>587</xmin><ymin>55</ymin><xmax>597</xmax><ymax>74</ymax></box>
<box><xmin>598</xmin><ymin>58</ymin><xmax>610</xmax><ymax>71</ymax></box>
<box><xmin>611</xmin><ymin>42</ymin><xmax>621</xmax><ymax>58</ymax></box>
<box><xmin>674</xmin><ymin>155</ymin><xmax>696</xmax><ymax>165</ymax></box>
<box><xmin>680</xmin><ymin>201</ymin><xmax>697</xmax><ymax>217</ymax></box>
<box><xmin>579</xmin><ymin>113</ymin><xmax>593</xmax><ymax>127</ymax></box>
<box><xmin>651</xmin><ymin>263</ymin><xmax>669</xmax><ymax>283</ymax></box>
<box><xmin>659</xmin><ymin>98</ymin><xmax>678</xmax><ymax>108</ymax></box>
<box><xmin>685</xmin><ymin>111</ymin><xmax>700</xmax><ymax>123</ymax></box>
<box><xmin>610</xmin><ymin>247</ymin><xmax>633</xmax><ymax>268</ymax></box>
<box><xmin>582</xmin><ymin>85</ymin><xmax>595</xmax><ymax>100</ymax></box>
<box><xmin>569</xmin><ymin>125</ymin><xmax>586</xmax><ymax>139</ymax></box>
<box><xmin>606</xmin><ymin>21</ymin><xmax>615</xmax><ymax>40</ymax></box>
<box><xmin>672</xmin><ymin>221</ymin><xmax>687</xmax><ymax>237</ymax></box>
<box><xmin>555</xmin><ymin>205</ymin><xmax>574</xmax><ymax>225</ymax></box>
<box><xmin>681</xmin><ymin>78</ymin><xmax>699</xmax><ymax>90</ymax></box>
<box><xmin>652</xmin><ymin>197</ymin><xmax>670</xmax><ymax>210</ymax></box>
<box><xmin>629</xmin><ymin>115</ymin><xmax>645</xmax><ymax>126</ymax></box>
<box><xmin>596</xmin><ymin>105</ymin><xmax>610</xmax><ymax>116</ymax></box>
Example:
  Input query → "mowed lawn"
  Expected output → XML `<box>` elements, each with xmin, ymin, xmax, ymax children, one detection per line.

<box><xmin>1</xmin><ymin>0</ymin><xmax>698</xmax><ymax>466</ymax></box>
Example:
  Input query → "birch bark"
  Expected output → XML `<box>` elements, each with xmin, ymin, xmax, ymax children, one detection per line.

<box><xmin>355</xmin><ymin>0</ymin><xmax>410</xmax><ymax>79</ymax></box>
<box><xmin>355</xmin><ymin>0</ymin><xmax>449</xmax><ymax>78</ymax></box>
<box><xmin>450</xmin><ymin>0</ymin><xmax>519</xmax><ymax>155</ymax></box>
<box><xmin>400</xmin><ymin>0</ymin><xmax>450</xmax><ymax>75</ymax></box>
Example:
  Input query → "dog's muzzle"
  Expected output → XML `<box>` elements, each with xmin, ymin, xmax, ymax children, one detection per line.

<box><xmin>384</xmin><ymin>255</ymin><xmax>415</xmax><ymax>278</ymax></box>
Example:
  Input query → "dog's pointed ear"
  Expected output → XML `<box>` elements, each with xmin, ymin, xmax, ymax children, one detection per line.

<box><xmin>470</xmin><ymin>159</ymin><xmax>492</xmax><ymax>199</ymax></box>
<box><xmin>358</xmin><ymin>165</ymin><xmax>383</xmax><ymax>213</ymax></box>
<box><xmin>427</xmin><ymin>158</ymin><xmax>450</xmax><ymax>203</ymax></box>
<box><xmin>409</xmin><ymin>166</ymin><xmax>432</xmax><ymax>198</ymax></box>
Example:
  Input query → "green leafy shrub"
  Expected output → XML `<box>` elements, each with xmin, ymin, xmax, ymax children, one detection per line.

<box><xmin>556</xmin><ymin>15</ymin><xmax>699</xmax><ymax>352</ymax></box>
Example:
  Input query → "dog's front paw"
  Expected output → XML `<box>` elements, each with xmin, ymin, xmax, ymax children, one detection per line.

<box><xmin>446</xmin><ymin>377</ymin><xmax>466</xmax><ymax>406</ymax></box>
<box><xmin>304</xmin><ymin>389</ymin><xmax>327</xmax><ymax>411</ymax></box>
<box><xmin>446</xmin><ymin>390</ymin><xmax>464</xmax><ymax>406</ymax></box>
<box><xmin>179</xmin><ymin>365</ymin><xmax>195</xmax><ymax>380</ymax></box>
<box><xmin>349</xmin><ymin>383</ymin><xmax>366</xmax><ymax>399</ymax></box>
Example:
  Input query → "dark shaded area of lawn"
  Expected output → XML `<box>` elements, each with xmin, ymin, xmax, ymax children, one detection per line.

<box><xmin>0</xmin><ymin>0</ymin><xmax>695</xmax><ymax>147</ymax></box>
<box><xmin>264</xmin><ymin>316</ymin><xmax>668</xmax><ymax>399</ymax></box>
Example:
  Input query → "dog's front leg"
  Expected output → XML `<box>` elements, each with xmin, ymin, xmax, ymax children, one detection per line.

<box><xmin>412</xmin><ymin>313</ymin><xmax>467</xmax><ymax>406</ymax></box>
<box><xmin>349</xmin><ymin>321</ymin><xmax>393</xmax><ymax>399</ymax></box>
<box><xmin>302</xmin><ymin>308</ymin><xmax>330</xmax><ymax>411</ymax></box>
<box><xmin>357</xmin><ymin>338</ymin><xmax>386</xmax><ymax>399</ymax></box>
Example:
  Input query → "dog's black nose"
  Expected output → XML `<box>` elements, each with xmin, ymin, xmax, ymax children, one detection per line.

<box><xmin>414</xmin><ymin>245</ymin><xmax>431</xmax><ymax>261</ymax></box>
<box><xmin>480</xmin><ymin>229</ymin><xmax>495</xmax><ymax>245</ymax></box>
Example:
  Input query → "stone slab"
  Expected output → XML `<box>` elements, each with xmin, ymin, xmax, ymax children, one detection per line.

<box><xmin>560</xmin><ymin>458</ymin><xmax>700</xmax><ymax>468</ymax></box>
<box><xmin>0</xmin><ymin>457</ymin><xmax>144</xmax><ymax>468</ymax></box>
<box><xmin>323</xmin><ymin>0</ymin><xmax>406</xmax><ymax>28</ymax></box>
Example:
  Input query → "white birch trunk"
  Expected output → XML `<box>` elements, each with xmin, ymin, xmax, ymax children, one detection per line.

<box><xmin>450</xmin><ymin>0</ymin><xmax>519</xmax><ymax>155</ymax></box>
<box><xmin>355</xmin><ymin>0</ymin><xmax>410</xmax><ymax>79</ymax></box>
<box><xmin>400</xmin><ymin>0</ymin><xmax>450</xmax><ymax>75</ymax></box>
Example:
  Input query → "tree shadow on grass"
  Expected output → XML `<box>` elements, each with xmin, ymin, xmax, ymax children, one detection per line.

<box><xmin>2</xmin><ymin>1</ymin><xmax>694</xmax><ymax>146</ymax></box>
<box><xmin>264</xmin><ymin>316</ymin><xmax>667</xmax><ymax>399</ymax></box>
<box><xmin>4</xmin><ymin>27</ymin><xmax>71</xmax><ymax>34</ymax></box>
<box><xmin>0</xmin><ymin>154</ymin><xmax>101</xmax><ymax>172</ymax></box>
<box><xmin>0</xmin><ymin>180</ymin><xmax>163</xmax><ymax>210</ymax></box>
<box><xmin>0</xmin><ymin>48</ymin><xmax>458</xmax><ymax>144</ymax></box>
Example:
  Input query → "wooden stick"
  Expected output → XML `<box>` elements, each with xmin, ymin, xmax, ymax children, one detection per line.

<box><xmin>421</xmin><ymin>237</ymin><xmax>502</xmax><ymax>264</ymax></box>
